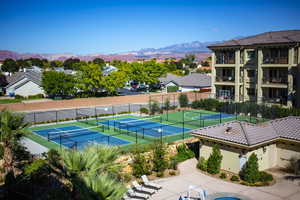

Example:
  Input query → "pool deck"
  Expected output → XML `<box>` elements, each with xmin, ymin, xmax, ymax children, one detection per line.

<box><xmin>149</xmin><ymin>159</ymin><xmax>300</xmax><ymax>200</ymax></box>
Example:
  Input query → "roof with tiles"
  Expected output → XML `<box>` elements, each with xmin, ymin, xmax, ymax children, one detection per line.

<box><xmin>192</xmin><ymin>116</ymin><xmax>300</xmax><ymax>147</ymax></box>
<box><xmin>208</xmin><ymin>30</ymin><xmax>300</xmax><ymax>48</ymax></box>
<box><xmin>6</xmin><ymin>71</ymin><xmax>42</xmax><ymax>88</ymax></box>
<box><xmin>159</xmin><ymin>73</ymin><xmax>211</xmax><ymax>88</ymax></box>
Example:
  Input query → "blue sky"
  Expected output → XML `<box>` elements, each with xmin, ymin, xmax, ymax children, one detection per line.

<box><xmin>0</xmin><ymin>0</ymin><xmax>300</xmax><ymax>54</ymax></box>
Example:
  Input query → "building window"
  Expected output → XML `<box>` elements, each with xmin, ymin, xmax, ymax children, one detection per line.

<box><xmin>247</xmin><ymin>70</ymin><xmax>255</xmax><ymax>78</ymax></box>
<box><xmin>263</xmin><ymin>48</ymin><xmax>289</xmax><ymax>64</ymax></box>
<box><xmin>247</xmin><ymin>88</ymin><xmax>255</xmax><ymax>96</ymax></box>
<box><xmin>294</xmin><ymin>48</ymin><xmax>299</xmax><ymax>64</ymax></box>
<box><xmin>246</xmin><ymin>50</ymin><xmax>256</xmax><ymax>63</ymax></box>
<box><xmin>216</xmin><ymin>50</ymin><xmax>235</xmax><ymax>64</ymax></box>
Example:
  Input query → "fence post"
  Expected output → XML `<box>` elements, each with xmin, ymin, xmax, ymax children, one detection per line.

<box><xmin>136</xmin><ymin>130</ymin><xmax>138</xmax><ymax>144</ymax></box>
<box><xmin>143</xmin><ymin>128</ymin><xmax>145</xmax><ymax>139</ymax></box>
<box><xmin>129</xmin><ymin>104</ymin><xmax>131</xmax><ymax>113</ymax></box>
<box><xmin>182</xmin><ymin>110</ymin><xmax>185</xmax><ymax>140</ymax></box>
<box><xmin>34</xmin><ymin>112</ymin><xmax>36</xmax><ymax>124</ymax></box>
<box><xmin>112</xmin><ymin>105</ymin><xmax>115</xmax><ymax>116</ymax></box>
<box><xmin>56</xmin><ymin>110</ymin><xmax>58</xmax><ymax>124</ymax></box>
<box><xmin>219</xmin><ymin>112</ymin><xmax>222</xmax><ymax>123</ymax></box>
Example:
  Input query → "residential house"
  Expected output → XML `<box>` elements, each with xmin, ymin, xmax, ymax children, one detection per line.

<box><xmin>5</xmin><ymin>71</ymin><xmax>44</xmax><ymax>97</ymax></box>
<box><xmin>159</xmin><ymin>73</ymin><xmax>211</xmax><ymax>92</ymax></box>
<box><xmin>191</xmin><ymin>116</ymin><xmax>300</xmax><ymax>174</ymax></box>
<box><xmin>208</xmin><ymin>30</ymin><xmax>300</xmax><ymax>107</ymax></box>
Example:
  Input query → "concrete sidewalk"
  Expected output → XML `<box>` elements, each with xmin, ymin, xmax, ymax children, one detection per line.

<box><xmin>21</xmin><ymin>137</ymin><xmax>49</xmax><ymax>155</ymax></box>
<box><xmin>149</xmin><ymin>159</ymin><xmax>300</xmax><ymax>200</ymax></box>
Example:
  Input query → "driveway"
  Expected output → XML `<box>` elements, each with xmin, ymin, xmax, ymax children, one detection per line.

<box><xmin>150</xmin><ymin>159</ymin><xmax>300</xmax><ymax>200</ymax></box>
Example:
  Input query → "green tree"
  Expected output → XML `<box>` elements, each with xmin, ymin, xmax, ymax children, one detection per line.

<box><xmin>63</xmin><ymin>58</ymin><xmax>81</xmax><ymax>70</ymax></box>
<box><xmin>240</xmin><ymin>153</ymin><xmax>260</xmax><ymax>183</ymax></box>
<box><xmin>152</xmin><ymin>142</ymin><xmax>168</xmax><ymax>173</ymax></box>
<box><xmin>102</xmin><ymin>71</ymin><xmax>128</xmax><ymax>95</ymax></box>
<box><xmin>92</xmin><ymin>58</ymin><xmax>105</xmax><ymax>67</ymax></box>
<box><xmin>76</xmin><ymin>63</ymin><xmax>103</xmax><ymax>96</ymax></box>
<box><xmin>180</xmin><ymin>54</ymin><xmax>197</xmax><ymax>68</ymax></box>
<box><xmin>0</xmin><ymin>110</ymin><xmax>29</xmax><ymax>178</ymax></box>
<box><xmin>131</xmin><ymin>151</ymin><xmax>151</xmax><ymax>177</ymax></box>
<box><xmin>60</xmin><ymin>145</ymin><xmax>125</xmax><ymax>200</ymax></box>
<box><xmin>178</xmin><ymin>93</ymin><xmax>189</xmax><ymax>107</ymax></box>
<box><xmin>207</xmin><ymin>144</ymin><xmax>223</xmax><ymax>174</ymax></box>
<box><xmin>163</xmin><ymin>98</ymin><xmax>171</xmax><ymax>110</ymax></box>
<box><xmin>149</xmin><ymin>100</ymin><xmax>160</xmax><ymax>115</ymax></box>
<box><xmin>50</xmin><ymin>60</ymin><xmax>63</xmax><ymax>69</ymax></box>
<box><xmin>1</xmin><ymin>59</ymin><xmax>19</xmax><ymax>73</ymax></box>
<box><xmin>42</xmin><ymin>71</ymin><xmax>76</xmax><ymax>98</ymax></box>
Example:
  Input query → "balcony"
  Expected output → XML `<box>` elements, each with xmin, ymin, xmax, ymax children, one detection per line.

<box><xmin>262</xmin><ymin>97</ymin><xmax>287</xmax><ymax>105</ymax></box>
<box><xmin>262</xmin><ymin>77</ymin><xmax>288</xmax><ymax>84</ymax></box>
<box><xmin>263</xmin><ymin>57</ymin><xmax>288</xmax><ymax>65</ymax></box>
<box><xmin>216</xmin><ymin>76</ymin><xmax>235</xmax><ymax>82</ymax></box>
<box><xmin>215</xmin><ymin>51</ymin><xmax>235</xmax><ymax>65</ymax></box>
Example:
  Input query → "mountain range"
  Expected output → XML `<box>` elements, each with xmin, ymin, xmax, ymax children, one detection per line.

<box><xmin>0</xmin><ymin>40</ymin><xmax>217</xmax><ymax>62</ymax></box>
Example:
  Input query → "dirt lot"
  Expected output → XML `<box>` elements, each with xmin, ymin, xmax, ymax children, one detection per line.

<box><xmin>0</xmin><ymin>92</ymin><xmax>209</xmax><ymax>112</ymax></box>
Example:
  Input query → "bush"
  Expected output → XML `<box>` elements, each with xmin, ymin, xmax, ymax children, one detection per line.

<box><xmin>169</xmin><ymin>157</ymin><xmax>179</xmax><ymax>170</ymax></box>
<box><xmin>131</xmin><ymin>151</ymin><xmax>151</xmax><ymax>177</ymax></box>
<box><xmin>163</xmin><ymin>99</ymin><xmax>171</xmax><ymax>110</ymax></box>
<box><xmin>178</xmin><ymin>94</ymin><xmax>189</xmax><ymax>108</ymax></box>
<box><xmin>15</xmin><ymin>94</ymin><xmax>25</xmax><ymax>99</ymax></box>
<box><xmin>149</xmin><ymin>100</ymin><xmax>160</xmax><ymax>115</ymax></box>
<box><xmin>197</xmin><ymin>156</ymin><xmax>207</xmax><ymax>171</ymax></box>
<box><xmin>259</xmin><ymin>171</ymin><xmax>273</xmax><ymax>182</ymax></box>
<box><xmin>220</xmin><ymin>173</ymin><xmax>227</xmax><ymax>179</ymax></box>
<box><xmin>27</xmin><ymin>93</ymin><xmax>44</xmax><ymax>99</ymax></box>
<box><xmin>207</xmin><ymin>145</ymin><xmax>223</xmax><ymax>174</ymax></box>
<box><xmin>174</xmin><ymin>144</ymin><xmax>195</xmax><ymax>162</ymax></box>
<box><xmin>169</xmin><ymin>170</ymin><xmax>176</xmax><ymax>176</ymax></box>
<box><xmin>156</xmin><ymin>171</ymin><xmax>164</xmax><ymax>177</ymax></box>
<box><xmin>152</xmin><ymin>142</ymin><xmax>169</xmax><ymax>173</ymax></box>
<box><xmin>230</xmin><ymin>175</ymin><xmax>239</xmax><ymax>182</ymax></box>
<box><xmin>240</xmin><ymin>153</ymin><xmax>260</xmax><ymax>183</ymax></box>
<box><xmin>24</xmin><ymin>159</ymin><xmax>47</xmax><ymax>176</ymax></box>
<box><xmin>167</xmin><ymin>85</ymin><xmax>179</xmax><ymax>93</ymax></box>
<box><xmin>140</xmin><ymin>107</ymin><xmax>149</xmax><ymax>114</ymax></box>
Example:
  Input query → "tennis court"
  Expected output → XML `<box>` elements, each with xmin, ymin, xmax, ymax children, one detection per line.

<box><xmin>33</xmin><ymin>125</ymin><xmax>131</xmax><ymax>150</ymax></box>
<box><xmin>98</xmin><ymin>117</ymin><xmax>191</xmax><ymax>138</ymax></box>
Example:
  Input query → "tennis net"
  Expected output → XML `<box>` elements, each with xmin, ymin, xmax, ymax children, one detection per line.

<box><xmin>47</xmin><ymin>125</ymin><xmax>102</xmax><ymax>140</ymax></box>
<box><xmin>114</xmin><ymin>116</ymin><xmax>162</xmax><ymax>128</ymax></box>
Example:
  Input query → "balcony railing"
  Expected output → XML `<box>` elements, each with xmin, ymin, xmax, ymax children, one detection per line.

<box><xmin>262</xmin><ymin>77</ymin><xmax>288</xmax><ymax>84</ymax></box>
<box><xmin>263</xmin><ymin>57</ymin><xmax>288</xmax><ymax>64</ymax></box>
<box><xmin>216</xmin><ymin>58</ymin><xmax>235</xmax><ymax>64</ymax></box>
<box><xmin>216</xmin><ymin>76</ymin><xmax>235</xmax><ymax>82</ymax></box>
<box><xmin>262</xmin><ymin>97</ymin><xmax>287</xmax><ymax>105</ymax></box>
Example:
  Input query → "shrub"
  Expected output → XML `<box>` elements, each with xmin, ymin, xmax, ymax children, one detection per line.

<box><xmin>156</xmin><ymin>171</ymin><xmax>164</xmax><ymax>177</ymax></box>
<box><xmin>207</xmin><ymin>145</ymin><xmax>223</xmax><ymax>174</ymax></box>
<box><xmin>259</xmin><ymin>171</ymin><xmax>273</xmax><ymax>182</ymax></box>
<box><xmin>220</xmin><ymin>173</ymin><xmax>227</xmax><ymax>179</ymax></box>
<box><xmin>197</xmin><ymin>156</ymin><xmax>207</xmax><ymax>171</ymax></box>
<box><xmin>140</xmin><ymin>107</ymin><xmax>149</xmax><ymax>114</ymax></box>
<box><xmin>240</xmin><ymin>153</ymin><xmax>260</xmax><ymax>183</ymax></box>
<box><xmin>24</xmin><ymin>159</ymin><xmax>47</xmax><ymax>176</ymax></box>
<box><xmin>131</xmin><ymin>151</ymin><xmax>151</xmax><ymax>177</ymax></box>
<box><xmin>169</xmin><ymin>157</ymin><xmax>179</xmax><ymax>170</ymax></box>
<box><xmin>167</xmin><ymin>85</ymin><xmax>179</xmax><ymax>93</ymax></box>
<box><xmin>230</xmin><ymin>175</ymin><xmax>239</xmax><ymax>182</ymax></box>
<box><xmin>174</xmin><ymin>144</ymin><xmax>195</xmax><ymax>162</ymax></box>
<box><xmin>178</xmin><ymin>94</ymin><xmax>189</xmax><ymax>108</ymax></box>
<box><xmin>169</xmin><ymin>170</ymin><xmax>176</xmax><ymax>176</ymax></box>
<box><xmin>163</xmin><ymin>99</ymin><xmax>171</xmax><ymax>110</ymax></box>
<box><xmin>152</xmin><ymin>142</ymin><xmax>169</xmax><ymax>173</ymax></box>
<box><xmin>149</xmin><ymin>100</ymin><xmax>160</xmax><ymax>115</ymax></box>
<box><xmin>27</xmin><ymin>93</ymin><xmax>44</xmax><ymax>99</ymax></box>
<box><xmin>15</xmin><ymin>94</ymin><xmax>25</xmax><ymax>99</ymax></box>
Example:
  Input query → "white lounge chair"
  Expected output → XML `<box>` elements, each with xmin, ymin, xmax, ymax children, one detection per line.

<box><xmin>122</xmin><ymin>193</ymin><xmax>144</xmax><ymax>200</ymax></box>
<box><xmin>141</xmin><ymin>175</ymin><xmax>162</xmax><ymax>190</ymax></box>
<box><xmin>132</xmin><ymin>180</ymin><xmax>156</xmax><ymax>195</ymax></box>
<box><xmin>126</xmin><ymin>185</ymin><xmax>149</xmax><ymax>199</ymax></box>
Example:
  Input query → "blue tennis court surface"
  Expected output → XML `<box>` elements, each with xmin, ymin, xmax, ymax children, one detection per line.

<box><xmin>98</xmin><ymin>117</ymin><xmax>191</xmax><ymax>138</ymax></box>
<box><xmin>200</xmin><ymin>113</ymin><xmax>235</xmax><ymax>120</ymax></box>
<box><xmin>33</xmin><ymin>125</ymin><xmax>131</xmax><ymax>150</ymax></box>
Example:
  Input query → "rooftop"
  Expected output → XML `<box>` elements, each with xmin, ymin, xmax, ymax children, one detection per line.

<box><xmin>191</xmin><ymin>116</ymin><xmax>300</xmax><ymax>147</ymax></box>
<box><xmin>208</xmin><ymin>30</ymin><xmax>300</xmax><ymax>48</ymax></box>
<box><xmin>159</xmin><ymin>73</ymin><xmax>211</xmax><ymax>88</ymax></box>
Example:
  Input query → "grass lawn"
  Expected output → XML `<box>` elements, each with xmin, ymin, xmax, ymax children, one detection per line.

<box><xmin>0</xmin><ymin>99</ymin><xmax>22</xmax><ymax>104</ymax></box>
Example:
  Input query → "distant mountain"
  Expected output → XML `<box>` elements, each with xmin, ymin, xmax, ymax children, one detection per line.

<box><xmin>0</xmin><ymin>40</ymin><xmax>221</xmax><ymax>62</ymax></box>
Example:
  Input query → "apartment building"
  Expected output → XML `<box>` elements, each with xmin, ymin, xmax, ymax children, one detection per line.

<box><xmin>208</xmin><ymin>30</ymin><xmax>300</xmax><ymax>107</ymax></box>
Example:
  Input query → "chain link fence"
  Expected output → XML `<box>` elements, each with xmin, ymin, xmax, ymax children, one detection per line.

<box><xmin>24</xmin><ymin>103</ymin><xmax>149</xmax><ymax>124</ymax></box>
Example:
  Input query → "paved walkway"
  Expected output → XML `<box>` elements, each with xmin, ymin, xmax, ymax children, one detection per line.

<box><xmin>21</xmin><ymin>137</ymin><xmax>49</xmax><ymax>155</ymax></box>
<box><xmin>150</xmin><ymin>159</ymin><xmax>300</xmax><ymax>200</ymax></box>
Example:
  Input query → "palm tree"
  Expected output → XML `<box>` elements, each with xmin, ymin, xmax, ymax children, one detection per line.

<box><xmin>0</xmin><ymin>110</ymin><xmax>29</xmax><ymax>177</ymax></box>
<box><xmin>60</xmin><ymin>145</ymin><xmax>125</xmax><ymax>200</ymax></box>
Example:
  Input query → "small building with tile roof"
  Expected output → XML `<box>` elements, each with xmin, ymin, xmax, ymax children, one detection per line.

<box><xmin>191</xmin><ymin>116</ymin><xmax>300</xmax><ymax>173</ymax></box>
<box><xmin>159</xmin><ymin>73</ymin><xmax>211</xmax><ymax>92</ymax></box>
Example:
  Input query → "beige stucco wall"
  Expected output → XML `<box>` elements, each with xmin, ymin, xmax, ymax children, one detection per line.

<box><xmin>246</xmin><ymin>143</ymin><xmax>277</xmax><ymax>171</ymax></box>
<box><xmin>277</xmin><ymin>143</ymin><xmax>300</xmax><ymax>168</ymax></box>
<box><xmin>199</xmin><ymin>140</ymin><xmax>299</xmax><ymax>174</ymax></box>
<box><xmin>199</xmin><ymin>141</ymin><xmax>242</xmax><ymax>174</ymax></box>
